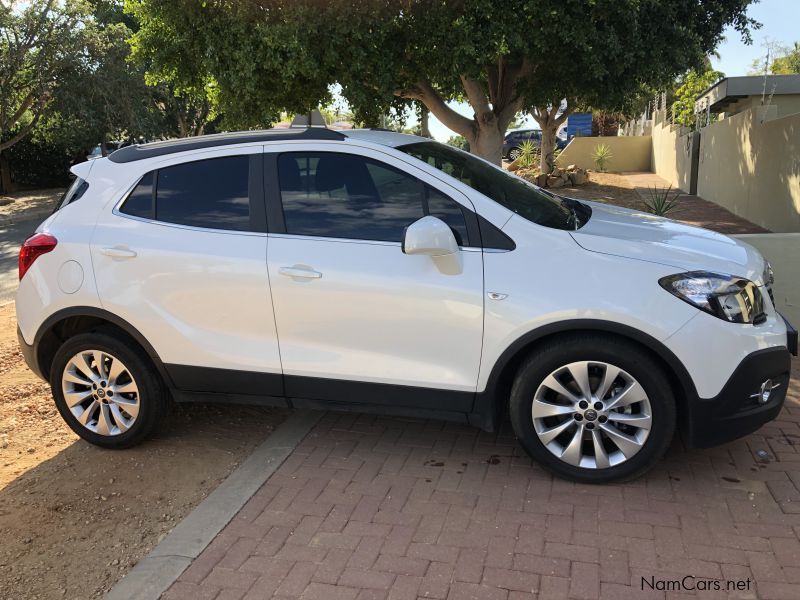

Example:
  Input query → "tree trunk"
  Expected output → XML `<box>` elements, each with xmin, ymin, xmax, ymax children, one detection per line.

<box><xmin>397</xmin><ymin>73</ymin><xmax>525</xmax><ymax>166</ymax></box>
<box><xmin>466</xmin><ymin>123</ymin><xmax>505</xmax><ymax>165</ymax></box>
<box><xmin>531</xmin><ymin>103</ymin><xmax>574</xmax><ymax>174</ymax></box>
<box><xmin>419</xmin><ymin>104</ymin><xmax>431</xmax><ymax>138</ymax></box>
<box><xmin>0</xmin><ymin>152</ymin><xmax>14</xmax><ymax>194</ymax></box>
<box><xmin>177</xmin><ymin>111</ymin><xmax>189</xmax><ymax>137</ymax></box>
<box><xmin>539</xmin><ymin>123</ymin><xmax>558</xmax><ymax>174</ymax></box>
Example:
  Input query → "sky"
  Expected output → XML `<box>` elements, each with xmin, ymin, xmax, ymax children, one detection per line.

<box><xmin>348</xmin><ymin>0</ymin><xmax>798</xmax><ymax>143</ymax></box>
<box><xmin>710</xmin><ymin>0</ymin><xmax>798</xmax><ymax>76</ymax></box>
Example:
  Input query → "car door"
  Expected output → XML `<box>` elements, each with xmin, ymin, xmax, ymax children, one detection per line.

<box><xmin>264</xmin><ymin>145</ymin><xmax>484</xmax><ymax>412</ymax></box>
<box><xmin>91</xmin><ymin>146</ymin><xmax>283</xmax><ymax>398</ymax></box>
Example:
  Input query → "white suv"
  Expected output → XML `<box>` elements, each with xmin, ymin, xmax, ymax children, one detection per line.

<box><xmin>16</xmin><ymin>128</ymin><xmax>796</xmax><ymax>483</ymax></box>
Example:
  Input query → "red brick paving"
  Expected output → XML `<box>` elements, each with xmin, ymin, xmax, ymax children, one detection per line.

<box><xmin>164</xmin><ymin>358</ymin><xmax>800</xmax><ymax>599</ymax></box>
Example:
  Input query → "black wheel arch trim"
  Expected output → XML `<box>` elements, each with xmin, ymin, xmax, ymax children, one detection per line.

<box><xmin>472</xmin><ymin>319</ymin><xmax>699</xmax><ymax>432</ymax></box>
<box><xmin>32</xmin><ymin>306</ymin><xmax>174</xmax><ymax>385</ymax></box>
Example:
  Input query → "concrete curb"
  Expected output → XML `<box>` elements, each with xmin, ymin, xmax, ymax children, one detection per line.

<box><xmin>105</xmin><ymin>409</ymin><xmax>323</xmax><ymax>600</ymax></box>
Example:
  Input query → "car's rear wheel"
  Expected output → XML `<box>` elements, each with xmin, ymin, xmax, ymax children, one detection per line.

<box><xmin>509</xmin><ymin>335</ymin><xmax>676</xmax><ymax>483</ymax></box>
<box><xmin>50</xmin><ymin>332</ymin><xmax>168</xmax><ymax>448</ymax></box>
<box><xmin>508</xmin><ymin>147</ymin><xmax>522</xmax><ymax>161</ymax></box>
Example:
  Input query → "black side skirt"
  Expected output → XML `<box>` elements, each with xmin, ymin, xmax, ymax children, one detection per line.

<box><xmin>164</xmin><ymin>364</ymin><xmax>481</xmax><ymax>428</ymax></box>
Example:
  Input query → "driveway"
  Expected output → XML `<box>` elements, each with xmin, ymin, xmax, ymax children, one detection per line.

<box><xmin>0</xmin><ymin>218</ymin><xmax>39</xmax><ymax>303</ymax></box>
<box><xmin>158</xmin><ymin>358</ymin><xmax>800</xmax><ymax>600</ymax></box>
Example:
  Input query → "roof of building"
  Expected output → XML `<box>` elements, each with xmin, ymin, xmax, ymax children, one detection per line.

<box><xmin>695</xmin><ymin>74</ymin><xmax>800</xmax><ymax>113</ymax></box>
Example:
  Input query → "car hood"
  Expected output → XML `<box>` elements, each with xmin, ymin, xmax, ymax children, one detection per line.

<box><xmin>569</xmin><ymin>200</ymin><xmax>766</xmax><ymax>282</ymax></box>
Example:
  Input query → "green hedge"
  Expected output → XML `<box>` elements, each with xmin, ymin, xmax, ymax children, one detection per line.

<box><xmin>2</xmin><ymin>135</ymin><xmax>82</xmax><ymax>189</ymax></box>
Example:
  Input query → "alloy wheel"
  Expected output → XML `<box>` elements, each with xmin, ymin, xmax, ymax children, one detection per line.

<box><xmin>508</xmin><ymin>148</ymin><xmax>521</xmax><ymax>161</ymax></box>
<box><xmin>532</xmin><ymin>361</ymin><xmax>652</xmax><ymax>469</ymax></box>
<box><xmin>61</xmin><ymin>350</ymin><xmax>140</xmax><ymax>436</ymax></box>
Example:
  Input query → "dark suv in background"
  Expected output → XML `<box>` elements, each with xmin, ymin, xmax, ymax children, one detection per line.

<box><xmin>502</xmin><ymin>129</ymin><xmax>567</xmax><ymax>161</ymax></box>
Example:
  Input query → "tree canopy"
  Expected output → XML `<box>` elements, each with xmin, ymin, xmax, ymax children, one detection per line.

<box><xmin>127</xmin><ymin>0</ymin><xmax>758</xmax><ymax>163</ymax></box>
<box><xmin>749</xmin><ymin>41</ymin><xmax>800</xmax><ymax>75</ymax></box>
<box><xmin>0</xmin><ymin>0</ymin><xmax>89</xmax><ymax>154</ymax></box>
<box><xmin>671</xmin><ymin>66</ymin><xmax>725</xmax><ymax>127</ymax></box>
<box><xmin>769</xmin><ymin>42</ymin><xmax>800</xmax><ymax>74</ymax></box>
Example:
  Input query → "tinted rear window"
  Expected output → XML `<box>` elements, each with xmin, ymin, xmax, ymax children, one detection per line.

<box><xmin>120</xmin><ymin>172</ymin><xmax>154</xmax><ymax>219</ymax></box>
<box><xmin>119</xmin><ymin>156</ymin><xmax>251</xmax><ymax>232</ymax></box>
<box><xmin>156</xmin><ymin>156</ymin><xmax>250</xmax><ymax>231</ymax></box>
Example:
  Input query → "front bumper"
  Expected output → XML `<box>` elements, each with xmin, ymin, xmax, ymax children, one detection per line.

<box><xmin>684</xmin><ymin>345</ymin><xmax>792</xmax><ymax>448</ymax></box>
<box><xmin>17</xmin><ymin>325</ymin><xmax>44</xmax><ymax>380</ymax></box>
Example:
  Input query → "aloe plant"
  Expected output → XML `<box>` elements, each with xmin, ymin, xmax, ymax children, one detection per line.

<box><xmin>643</xmin><ymin>185</ymin><xmax>683</xmax><ymax>216</ymax></box>
<box><xmin>517</xmin><ymin>140</ymin><xmax>538</xmax><ymax>168</ymax></box>
<box><xmin>591</xmin><ymin>143</ymin><xmax>613</xmax><ymax>172</ymax></box>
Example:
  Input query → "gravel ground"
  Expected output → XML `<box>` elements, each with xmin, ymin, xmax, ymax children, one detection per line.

<box><xmin>0</xmin><ymin>302</ymin><xmax>287</xmax><ymax>599</ymax></box>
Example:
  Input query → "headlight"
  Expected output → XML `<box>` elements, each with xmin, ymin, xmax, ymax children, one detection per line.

<box><xmin>659</xmin><ymin>271</ymin><xmax>766</xmax><ymax>324</ymax></box>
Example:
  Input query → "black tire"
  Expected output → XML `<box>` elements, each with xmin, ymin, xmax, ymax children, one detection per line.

<box><xmin>50</xmin><ymin>331</ymin><xmax>169</xmax><ymax>449</ymax></box>
<box><xmin>509</xmin><ymin>334</ymin><xmax>676</xmax><ymax>483</ymax></box>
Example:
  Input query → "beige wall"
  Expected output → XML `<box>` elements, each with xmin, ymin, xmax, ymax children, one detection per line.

<box><xmin>556</xmin><ymin>136</ymin><xmax>651</xmax><ymax>172</ymax></box>
<box><xmin>697</xmin><ymin>107</ymin><xmax>800</xmax><ymax>233</ymax></box>
<box><xmin>735</xmin><ymin>233</ymin><xmax>800</xmax><ymax>326</ymax></box>
<box><xmin>723</xmin><ymin>95</ymin><xmax>800</xmax><ymax>120</ymax></box>
<box><xmin>650</xmin><ymin>121</ymin><xmax>697</xmax><ymax>193</ymax></box>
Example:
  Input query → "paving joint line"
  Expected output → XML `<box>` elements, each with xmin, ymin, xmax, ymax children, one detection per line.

<box><xmin>105</xmin><ymin>408</ymin><xmax>323</xmax><ymax>600</ymax></box>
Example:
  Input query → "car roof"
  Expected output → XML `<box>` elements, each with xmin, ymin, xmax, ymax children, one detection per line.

<box><xmin>343</xmin><ymin>129</ymin><xmax>430</xmax><ymax>147</ymax></box>
<box><xmin>106</xmin><ymin>128</ymin><xmax>430</xmax><ymax>164</ymax></box>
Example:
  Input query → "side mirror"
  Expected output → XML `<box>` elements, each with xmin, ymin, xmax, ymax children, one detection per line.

<box><xmin>402</xmin><ymin>216</ymin><xmax>459</xmax><ymax>257</ymax></box>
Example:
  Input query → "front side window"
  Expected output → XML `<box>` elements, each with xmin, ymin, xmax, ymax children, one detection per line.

<box><xmin>277</xmin><ymin>152</ymin><xmax>469</xmax><ymax>244</ymax></box>
<box><xmin>120</xmin><ymin>156</ymin><xmax>250</xmax><ymax>232</ymax></box>
<box><xmin>398</xmin><ymin>141</ymin><xmax>579</xmax><ymax>230</ymax></box>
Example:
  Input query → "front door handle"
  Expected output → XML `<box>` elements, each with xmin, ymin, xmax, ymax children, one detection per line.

<box><xmin>279</xmin><ymin>266</ymin><xmax>322</xmax><ymax>279</ymax></box>
<box><xmin>101</xmin><ymin>246</ymin><xmax>137</xmax><ymax>258</ymax></box>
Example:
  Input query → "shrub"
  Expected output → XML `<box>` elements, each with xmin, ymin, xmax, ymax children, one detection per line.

<box><xmin>643</xmin><ymin>185</ymin><xmax>683</xmax><ymax>216</ymax></box>
<box><xmin>592</xmin><ymin>143</ymin><xmax>613</xmax><ymax>171</ymax></box>
<box><xmin>517</xmin><ymin>140</ymin><xmax>538</xmax><ymax>168</ymax></box>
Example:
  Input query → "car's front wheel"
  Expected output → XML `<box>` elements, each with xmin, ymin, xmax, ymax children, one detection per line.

<box><xmin>50</xmin><ymin>332</ymin><xmax>168</xmax><ymax>448</ymax></box>
<box><xmin>509</xmin><ymin>335</ymin><xmax>676</xmax><ymax>483</ymax></box>
<box><xmin>508</xmin><ymin>147</ymin><xmax>522</xmax><ymax>161</ymax></box>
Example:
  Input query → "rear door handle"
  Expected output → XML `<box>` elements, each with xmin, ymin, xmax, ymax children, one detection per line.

<box><xmin>279</xmin><ymin>266</ymin><xmax>322</xmax><ymax>279</ymax></box>
<box><xmin>101</xmin><ymin>246</ymin><xmax>137</xmax><ymax>258</ymax></box>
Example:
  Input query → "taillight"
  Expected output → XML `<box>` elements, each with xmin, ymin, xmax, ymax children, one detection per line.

<box><xmin>19</xmin><ymin>233</ymin><xmax>58</xmax><ymax>280</ymax></box>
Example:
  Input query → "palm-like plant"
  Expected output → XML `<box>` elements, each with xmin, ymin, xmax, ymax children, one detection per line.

<box><xmin>517</xmin><ymin>140</ymin><xmax>538</xmax><ymax>168</ymax></box>
<box><xmin>592</xmin><ymin>143</ymin><xmax>613</xmax><ymax>172</ymax></box>
<box><xmin>643</xmin><ymin>185</ymin><xmax>683</xmax><ymax>216</ymax></box>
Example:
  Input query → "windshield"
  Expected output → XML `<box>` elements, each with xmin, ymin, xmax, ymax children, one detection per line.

<box><xmin>397</xmin><ymin>141</ymin><xmax>579</xmax><ymax>230</ymax></box>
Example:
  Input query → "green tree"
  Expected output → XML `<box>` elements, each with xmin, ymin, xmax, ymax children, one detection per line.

<box><xmin>671</xmin><ymin>67</ymin><xmax>724</xmax><ymax>127</ymax></box>
<box><xmin>126</xmin><ymin>0</ymin><xmax>326</xmax><ymax>130</ymax></box>
<box><xmin>771</xmin><ymin>42</ymin><xmax>800</xmax><ymax>74</ymax></box>
<box><xmin>127</xmin><ymin>0</ymin><xmax>758</xmax><ymax>165</ymax></box>
<box><xmin>89</xmin><ymin>0</ymin><xmax>219</xmax><ymax>141</ymax></box>
<box><xmin>446</xmin><ymin>135</ymin><xmax>469</xmax><ymax>151</ymax></box>
<box><xmin>53</xmin><ymin>17</ymin><xmax>163</xmax><ymax>154</ymax></box>
<box><xmin>748</xmin><ymin>40</ymin><xmax>800</xmax><ymax>75</ymax></box>
<box><xmin>0</xmin><ymin>0</ymin><xmax>91</xmax><ymax>191</ymax></box>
